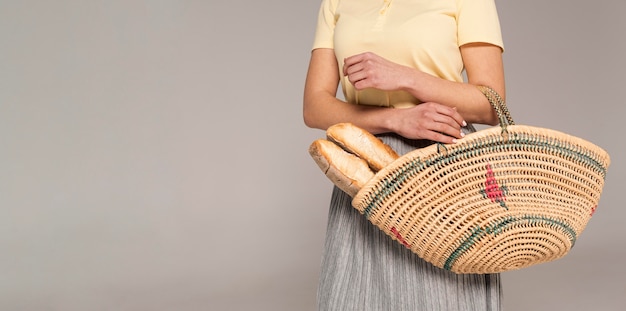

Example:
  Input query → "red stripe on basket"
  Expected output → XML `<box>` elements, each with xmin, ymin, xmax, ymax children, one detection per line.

<box><xmin>484</xmin><ymin>163</ymin><xmax>507</xmax><ymax>206</ymax></box>
<box><xmin>591</xmin><ymin>205</ymin><xmax>598</xmax><ymax>216</ymax></box>
<box><xmin>391</xmin><ymin>227</ymin><xmax>411</xmax><ymax>248</ymax></box>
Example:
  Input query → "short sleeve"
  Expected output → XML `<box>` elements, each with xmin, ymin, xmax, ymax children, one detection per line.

<box><xmin>312</xmin><ymin>0</ymin><xmax>339</xmax><ymax>50</ymax></box>
<box><xmin>457</xmin><ymin>0</ymin><xmax>504</xmax><ymax>51</ymax></box>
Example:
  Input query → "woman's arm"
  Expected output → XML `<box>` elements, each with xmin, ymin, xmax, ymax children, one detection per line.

<box><xmin>303</xmin><ymin>48</ymin><xmax>466</xmax><ymax>144</ymax></box>
<box><xmin>343</xmin><ymin>43</ymin><xmax>505</xmax><ymax>125</ymax></box>
<box><xmin>303</xmin><ymin>48</ymin><xmax>392</xmax><ymax>134</ymax></box>
<box><xmin>409</xmin><ymin>43</ymin><xmax>504</xmax><ymax>125</ymax></box>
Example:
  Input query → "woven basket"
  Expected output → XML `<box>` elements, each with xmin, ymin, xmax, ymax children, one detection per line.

<box><xmin>351</xmin><ymin>87</ymin><xmax>610</xmax><ymax>274</ymax></box>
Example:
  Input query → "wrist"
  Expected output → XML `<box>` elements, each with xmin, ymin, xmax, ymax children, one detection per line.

<box><xmin>378</xmin><ymin>107</ymin><xmax>398</xmax><ymax>134</ymax></box>
<box><xmin>400</xmin><ymin>67</ymin><xmax>423</xmax><ymax>97</ymax></box>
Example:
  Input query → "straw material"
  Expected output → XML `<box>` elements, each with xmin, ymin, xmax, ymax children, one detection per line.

<box><xmin>352</xmin><ymin>125</ymin><xmax>610</xmax><ymax>274</ymax></box>
<box><xmin>310</xmin><ymin>86</ymin><xmax>610</xmax><ymax>274</ymax></box>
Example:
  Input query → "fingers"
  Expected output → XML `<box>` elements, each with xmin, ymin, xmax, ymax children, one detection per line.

<box><xmin>344</xmin><ymin>62</ymin><xmax>363</xmax><ymax>77</ymax></box>
<box><xmin>343</xmin><ymin>53</ymin><xmax>370</xmax><ymax>76</ymax></box>
<box><xmin>423</xmin><ymin>130</ymin><xmax>459</xmax><ymax>145</ymax></box>
<box><xmin>399</xmin><ymin>103</ymin><xmax>468</xmax><ymax>144</ymax></box>
<box><xmin>435</xmin><ymin>104</ymin><xmax>466</xmax><ymax>128</ymax></box>
<box><xmin>342</xmin><ymin>52</ymin><xmax>407</xmax><ymax>91</ymax></box>
<box><xmin>413</xmin><ymin>121</ymin><xmax>462</xmax><ymax>144</ymax></box>
<box><xmin>430</xmin><ymin>120</ymin><xmax>464</xmax><ymax>140</ymax></box>
<box><xmin>449</xmin><ymin>107</ymin><xmax>467</xmax><ymax>128</ymax></box>
<box><xmin>345</xmin><ymin>67</ymin><xmax>367</xmax><ymax>85</ymax></box>
<box><xmin>424</xmin><ymin>103</ymin><xmax>466</xmax><ymax>139</ymax></box>
<box><xmin>343</xmin><ymin>52</ymin><xmax>382</xmax><ymax>80</ymax></box>
<box><xmin>343</xmin><ymin>54</ymin><xmax>369</xmax><ymax>86</ymax></box>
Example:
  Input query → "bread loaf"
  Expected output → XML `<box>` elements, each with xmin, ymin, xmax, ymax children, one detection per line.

<box><xmin>309</xmin><ymin>139</ymin><xmax>375</xmax><ymax>197</ymax></box>
<box><xmin>326</xmin><ymin>123</ymin><xmax>399</xmax><ymax>172</ymax></box>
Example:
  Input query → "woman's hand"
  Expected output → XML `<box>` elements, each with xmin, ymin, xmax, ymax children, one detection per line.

<box><xmin>343</xmin><ymin>52</ymin><xmax>413</xmax><ymax>91</ymax></box>
<box><xmin>342</xmin><ymin>52</ymin><xmax>465</xmax><ymax>143</ymax></box>
<box><xmin>304</xmin><ymin>46</ymin><xmax>503</xmax><ymax>141</ymax></box>
<box><xmin>388</xmin><ymin>102</ymin><xmax>466</xmax><ymax>144</ymax></box>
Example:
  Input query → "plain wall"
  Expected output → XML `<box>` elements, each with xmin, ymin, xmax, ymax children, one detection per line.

<box><xmin>1</xmin><ymin>0</ymin><xmax>624</xmax><ymax>310</ymax></box>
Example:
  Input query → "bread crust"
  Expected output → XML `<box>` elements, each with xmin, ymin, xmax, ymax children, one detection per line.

<box><xmin>326</xmin><ymin>123</ymin><xmax>399</xmax><ymax>172</ymax></box>
<box><xmin>309</xmin><ymin>139</ymin><xmax>374</xmax><ymax>197</ymax></box>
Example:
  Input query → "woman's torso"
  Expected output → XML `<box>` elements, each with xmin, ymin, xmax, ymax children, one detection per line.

<box><xmin>332</xmin><ymin>0</ymin><xmax>466</xmax><ymax>108</ymax></box>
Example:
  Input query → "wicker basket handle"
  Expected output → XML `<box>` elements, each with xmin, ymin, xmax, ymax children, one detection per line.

<box><xmin>477</xmin><ymin>86</ymin><xmax>515</xmax><ymax>127</ymax></box>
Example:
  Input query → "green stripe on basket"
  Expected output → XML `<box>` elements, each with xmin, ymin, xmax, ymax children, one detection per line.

<box><xmin>508</xmin><ymin>133</ymin><xmax>608</xmax><ymax>177</ymax></box>
<box><xmin>443</xmin><ymin>215</ymin><xmax>577</xmax><ymax>271</ymax></box>
<box><xmin>363</xmin><ymin>159</ymin><xmax>423</xmax><ymax>218</ymax></box>
<box><xmin>362</xmin><ymin>134</ymin><xmax>607</xmax><ymax>218</ymax></box>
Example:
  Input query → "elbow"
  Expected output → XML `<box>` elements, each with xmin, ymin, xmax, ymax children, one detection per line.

<box><xmin>303</xmin><ymin>95</ymin><xmax>331</xmax><ymax>130</ymax></box>
<box><xmin>466</xmin><ymin>108</ymin><xmax>499</xmax><ymax>126</ymax></box>
<box><xmin>303</xmin><ymin>109</ymin><xmax>326</xmax><ymax>130</ymax></box>
<box><xmin>474</xmin><ymin>95</ymin><xmax>502</xmax><ymax>126</ymax></box>
<box><xmin>302</xmin><ymin>102</ymin><xmax>318</xmax><ymax>129</ymax></box>
<box><xmin>486</xmin><ymin>110</ymin><xmax>500</xmax><ymax>126</ymax></box>
<box><xmin>485</xmin><ymin>96</ymin><xmax>506</xmax><ymax>126</ymax></box>
<box><xmin>303</xmin><ymin>111</ymin><xmax>314</xmax><ymax>128</ymax></box>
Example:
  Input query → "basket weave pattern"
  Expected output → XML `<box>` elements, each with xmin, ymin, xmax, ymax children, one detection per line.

<box><xmin>309</xmin><ymin>86</ymin><xmax>611</xmax><ymax>273</ymax></box>
<box><xmin>352</xmin><ymin>125</ymin><xmax>609</xmax><ymax>274</ymax></box>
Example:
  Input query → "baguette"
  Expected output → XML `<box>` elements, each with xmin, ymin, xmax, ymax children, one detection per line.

<box><xmin>309</xmin><ymin>139</ymin><xmax>375</xmax><ymax>197</ymax></box>
<box><xmin>326</xmin><ymin>123</ymin><xmax>399</xmax><ymax>172</ymax></box>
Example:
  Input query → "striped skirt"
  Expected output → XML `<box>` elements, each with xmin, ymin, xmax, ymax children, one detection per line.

<box><xmin>316</xmin><ymin>131</ymin><xmax>502</xmax><ymax>311</ymax></box>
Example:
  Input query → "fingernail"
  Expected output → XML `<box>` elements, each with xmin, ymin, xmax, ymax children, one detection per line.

<box><xmin>462</xmin><ymin>120</ymin><xmax>467</xmax><ymax>127</ymax></box>
<box><xmin>452</xmin><ymin>139</ymin><xmax>458</xmax><ymax>144</ymax></box>
<box><xmin>460</xmin><ymin>131</ymin><xmax>465</xmax><ymax>138</ymax></box>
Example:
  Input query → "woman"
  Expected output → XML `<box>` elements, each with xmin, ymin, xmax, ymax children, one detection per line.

<box><xmin>303</xmin><ymin>0</ymin><xmax>506</xmax><ymax>310</ymax></box>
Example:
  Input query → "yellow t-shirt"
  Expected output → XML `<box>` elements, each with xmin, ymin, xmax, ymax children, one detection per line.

<box><xmin>312</xmin><ymin>0</ymin><xmax>504</xmax><ymax>108</ymax></box>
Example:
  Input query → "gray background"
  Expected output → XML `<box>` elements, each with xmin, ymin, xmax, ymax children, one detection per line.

<box><xmin>1</xmin><ymin>0</ymin><xmax>624</xmax><ymax>310</ymax></box>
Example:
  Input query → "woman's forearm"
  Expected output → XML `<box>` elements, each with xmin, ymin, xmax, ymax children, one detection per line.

<box><xmin>400</xmin><ymin>44</ymin><xmax>505</xmax><ymax>125</ymax></box>
<box><xmin>303</xmin><ymin>48</ymin><xmax>398</xmax><ymax>134</ymax></box>
<box><xmin>401</xmin><ymin>72</ymin><xmax>499</xmax><ymax>125</ymax></box>
<box><xmin>304</xmin><ymin>88</ymin><xmax>466</xmax><ymax>143</ymax></box>
<box><xmin>304</xmin><ymin>48</ymin><xmax>479</xmax><ymax>143</ymax></box>
<box><xmin>303</xmin><ymin>90</ymin><xmax>396</xmax><ymax>134</ymax></box>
